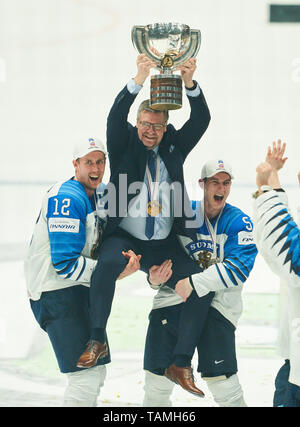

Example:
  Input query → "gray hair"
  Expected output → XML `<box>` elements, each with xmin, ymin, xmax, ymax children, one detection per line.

<box><xmin>137</xmin><ymin>99</ymin><xmax>169</xmax><ymax>123</ymax></box>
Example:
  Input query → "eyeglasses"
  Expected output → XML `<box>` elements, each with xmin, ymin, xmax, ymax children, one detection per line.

<box><xmin>139</xmin><ymin>121</ymin><xmax>166</xmax><ymax>132</ymax></box>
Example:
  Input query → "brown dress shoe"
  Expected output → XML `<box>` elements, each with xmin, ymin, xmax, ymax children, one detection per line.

<box><xmin>76</xmin><ymin>340</ymin><xmax>108</xmax><ymax>368</ymax></box>
<box><xmin>165</xmin><ymin>364</ymin><xmax>205</xmax><ymax>397</ymax></box>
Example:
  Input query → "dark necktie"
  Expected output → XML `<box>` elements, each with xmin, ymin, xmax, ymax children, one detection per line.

<box><xmin>145</xmin><ymin>150</ymin><xmax>156</xmax><ymax>239</ymax></box>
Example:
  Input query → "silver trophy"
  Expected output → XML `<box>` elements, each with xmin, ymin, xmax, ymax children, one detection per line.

<box><xmin>132</xmin><ymin>23</ymin><xmax>201</xmax><ymax>110</ymax></box>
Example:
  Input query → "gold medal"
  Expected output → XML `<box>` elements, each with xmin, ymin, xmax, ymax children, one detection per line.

<box><xmin>147</xmin><ymin>200</ymin><xmax>162</xmax><ymax>217</ymax></box>
<box><xmin>197</xmin><ymin>251</ymin><xmax>212</xmax><ymax>270</ymax></box>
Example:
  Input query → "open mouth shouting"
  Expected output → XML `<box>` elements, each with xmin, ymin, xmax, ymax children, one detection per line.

<box><xmin>88</xmin><ymin>174</ymin><xmax>101</xmax><ymax>186</ymax></box>
<box><xmin>214</xmin><ymin>194</ymin><xmax>224</xmax><ymax>202</ymax></box>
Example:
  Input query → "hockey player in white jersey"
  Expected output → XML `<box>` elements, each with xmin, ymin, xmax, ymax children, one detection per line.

<box><xmin>143</xmin><ymin>159</ymin><xmax>257</xmax><ymax>407</ymax></box>
<box><xmin>254</xmin><ymin>139</ymin><xmax>300</xmax><ymax>407</ymax></box>
<box><xmin>24</xmin><ymin>138</ymin><xmax>141</xmax><ymax>407</ymax></box>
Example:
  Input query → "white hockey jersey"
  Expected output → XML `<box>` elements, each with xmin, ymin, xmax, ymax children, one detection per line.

<box><xmin>253</xmin><ymin>189</ymin><xmax>300</xmax><ymax>386</ymax></box>
<box><xmin>152</xmin><ymin>200</ymin><xmax>258</xmax><ymax>327</ymax></box>
<box><xmin>24</xmin><ymin>178</ymin><xmax>106</xmax><ymax>300</ymax></box>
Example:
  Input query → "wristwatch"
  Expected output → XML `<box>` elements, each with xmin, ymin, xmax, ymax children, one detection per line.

<box><xmin>185</xmin><ymin>80</ymin><xmax>197</xmax><ymax>91</ymax></box>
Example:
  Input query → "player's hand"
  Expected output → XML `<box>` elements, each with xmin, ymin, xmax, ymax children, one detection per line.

<box><xmin>134</xmin><ymin>54</ymin><xmax>156</xmax><ymax>86</ymax></box>
<box><xmin>149</xmin><ymin>259</ymin><xmax>173</xmax><ymax>286</ymax></box>
<box><xmin>297</xmin><ymin>171</ymin><xmax>300</xmax><ymax>185</ymax></box>
<box><xmin>118</xmin><ymin>250</ymin><xmax>142</xmax><ymax>280</ymax></box>
<box><xmin>265</xmin><ymin>139</ymin><xmax>288</xmax><ymax>171</ymax></box>
<box><xmin>175</xmin><ymin>278</ymin><xmax>193</xmax><ymax>302</ymax></box>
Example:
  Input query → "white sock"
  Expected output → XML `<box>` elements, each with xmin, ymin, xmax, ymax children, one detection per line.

<box><xmin>63</xmin><ymin>365</ymin><xmax>107</xmax><ymax>407</ymax></box>
<box><xmin>143</xmin><ymin>370</ymin><xmax>174</xmax><ymax>407</ymax></box>
<box><xmin>205</xmin><ymin>374</ymin><xmax>247</xmax><ymax>407</ymax></box>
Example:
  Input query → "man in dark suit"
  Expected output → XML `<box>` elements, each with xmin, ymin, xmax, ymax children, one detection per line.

<box><xmin>77</xmin><ymin>54</ymin><xmax>212</xmax><ymax>396</ymax></box>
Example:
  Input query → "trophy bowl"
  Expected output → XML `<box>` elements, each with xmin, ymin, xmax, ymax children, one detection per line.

<box><xmin>132</xmin><ymin>23</ymin><xmax>201</xmax><ymax>110</ymax></box>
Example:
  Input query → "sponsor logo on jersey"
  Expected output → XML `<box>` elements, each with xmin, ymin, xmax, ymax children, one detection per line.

<box><xmin>238</xmin><ymin>230</ymin><xmax>254</xmax><ymax>245</ymax></box>
<box><xmin>48</xmin><ymin>217</ymin><xmax>80</xmax><ymax>233</ymax></box>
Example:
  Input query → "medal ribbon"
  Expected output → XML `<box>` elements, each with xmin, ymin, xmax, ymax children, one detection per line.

<box><xmin>145</xmin><ymin>151</ymin><xmax>160</xmax><ymax>239</ymax></box>
<box><xmin>145</xmin><ymin>152</ymin><xmax>160</xmax><ymax>208</ymax></box>
<box><xmin>200</xmin><ymin>200</ymin><xmax>224</xmax><ymax>259</ymax></box>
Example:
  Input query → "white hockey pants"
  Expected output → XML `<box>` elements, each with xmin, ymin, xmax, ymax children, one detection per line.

<box><xmin>143</xmin><ymin>370</ymin><xmax>175</xmax><ymax>407</ymax></box>
<box><xmin>143</xmin><ymin>370</ymin><xmax>247</xmax><ymax>407</ymax></box>
<box><xmin>63</xmin><ymin>365</ymin><xmax>107</xmax><ymax>407</ymax></box>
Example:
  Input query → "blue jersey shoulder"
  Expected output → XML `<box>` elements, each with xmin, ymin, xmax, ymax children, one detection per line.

<box><xmin>220</xmin><ymin>203</ymin><xmax>254</xmax><ymax>234</ymax></box>
<box><xmin>47</xmin><ymin>179</ymin><xmax>94</xmax><ymax>221</ymax></box>
<box><xmin>190</xmin><ymin>200</ymin><xmax>253</xmax><ymax>234</ymax></box>
<box><xmin>57</xmin><ymin>179</ymin><xmax>92</xmax><ymax>207</ymax></box>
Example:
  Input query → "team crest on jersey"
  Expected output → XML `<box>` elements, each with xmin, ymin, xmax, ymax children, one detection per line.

<box><xmin>186</xmin><ymin>239</ymin><xmax>214</xmax><ymax>254</ymax></box>
<box><xmin>186</xmin><ymin>239</ymin><xmax>219</xmax><ymax>270</ymax></box>
<box><xmin>197</xmin><ymin>250</ymin><xmax>213</xmax><ymax>270</ymax></box>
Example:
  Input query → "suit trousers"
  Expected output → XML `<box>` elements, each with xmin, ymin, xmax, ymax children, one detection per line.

<box><xmin>89</xmin><ymin>228</ymin><xmax>214</xmax><ymax>358</ymax></box>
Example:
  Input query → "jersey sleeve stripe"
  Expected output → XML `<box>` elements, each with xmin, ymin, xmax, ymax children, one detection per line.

<box><xmin>65</xmin><ymin>262</ymin><xmax>79</xmax><ymax>279</ymax></box>
<box><xmin>75</xmin><ymin>257</ymin><xmax>86</xmax><ymax>281</ymax></box>
<box><xmin>257</xmin><ymin>194</ymin><xmax>280</xmax><ymax>208</ymax></box>
<box><xmin>224</xmin><ymin>259</ymin><xmax>248</xmax><ymax>282</ymax></box>
<box><xmin>223</xmin><ymin>265</ymin><xmax>239</xmax><ymax>286</ymax></box>
<box><xmin>260</xmin><ymin>203</ymin><xmax>285</xmax><ymax>220</ymax></box>
<box><xmin>215</xmin><ymin>264</ymin><xmax>228</xmax><ymax>288</ymax></box>
<box><xmin>273</xmin><ymin>225</ymin><xmax>297</xmax><ymax>248</ymax></box>
<box><xmin>53</xmin><ymin>257</ymin><xmax>78</xmax><ymax>267</ymax></box>
<box><xmin>54</xmin><ymin>258</ymin><xmax>78</xmax><ymax>275</ymax></box>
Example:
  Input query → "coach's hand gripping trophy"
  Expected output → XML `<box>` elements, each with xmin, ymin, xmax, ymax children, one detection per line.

<box><xmin>132</xmin><ymin>23</ymin><xmax>201</xmax><ymax>110</ymax></box>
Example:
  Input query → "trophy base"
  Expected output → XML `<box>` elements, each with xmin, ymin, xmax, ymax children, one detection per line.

<box><xmin>150</xmin><ymin>74</ymin><xmax>182</xmax><ymax>110</ymax></box>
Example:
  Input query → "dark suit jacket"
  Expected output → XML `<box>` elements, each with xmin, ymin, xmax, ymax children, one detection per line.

<box><xmin>104</xmin><ymin>83</ymin><xmax>211</xmax><ymax>240</ymax></box>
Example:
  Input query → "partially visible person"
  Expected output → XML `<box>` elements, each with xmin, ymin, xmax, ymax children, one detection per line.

<box><xmin>142</xmin><ymin>159</ymin><xmax>257</xmax><ymax>407</ymax></box>
<box><xmin>254</xmin><ymin>139</ymin><xmax>300</xmax><ymax>407</ymax></box>
<box><xmin>24</xmin><ymin>138</ymin><xmax>141</xmax><ymax>407</ymax></box>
